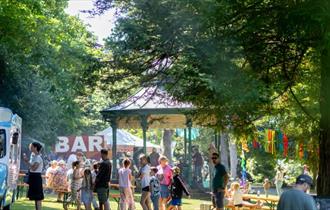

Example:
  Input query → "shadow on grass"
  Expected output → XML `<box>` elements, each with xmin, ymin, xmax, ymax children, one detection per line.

<box><xmin>13</xmin><ymin>198</ymin><xmax>62</xmax><ymax>210</ymax></box>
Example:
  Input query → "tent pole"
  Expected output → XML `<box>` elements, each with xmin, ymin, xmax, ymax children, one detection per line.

<box><xmin>184</xmin><ymin>128</ymin><xmax>187</xmax><ymax>162</ymax></box>
<box><xmin>186</xmin><ymin>118</ymin><xmax>193</xmax><ymax>186</ymax></box>
<box><xmin>141</xmin><ymin>115</ymin><xmax>148</xmax><ymax>154</ymax></box>
<box><xmin>110</xmin><ymin>117</ymin><xmax>118</xmax><ymax>179</ymax></box>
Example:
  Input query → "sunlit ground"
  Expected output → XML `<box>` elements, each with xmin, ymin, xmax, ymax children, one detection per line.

<box><xmin>12</xmin><ymin>195</ymin><xmax>209</xmax><ymax>210</ymax></box>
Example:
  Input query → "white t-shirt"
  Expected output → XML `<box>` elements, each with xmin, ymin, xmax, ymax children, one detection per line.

<box><xmin>119</xmin><ymin>168</ymin><xmax>131</xmax><ymax>188</ymax></box>
<box><xmin>140</xmin><ymin>164</ymin><xmax>151</xmax><ymax>188</ymax></box>
<box><xmin>233</xmin><ymin>190</ymin><xmax>243</xmax><ymax>205</ymax></box>
<box><xmin>29</xmin><ymin>153</ymin><xmax>43</xmax><ymax>173</ymax></box>
<box><xmin>67</xmin><ymin>154</ymin><xmax>77</xmax><ymax>169</ymax></box>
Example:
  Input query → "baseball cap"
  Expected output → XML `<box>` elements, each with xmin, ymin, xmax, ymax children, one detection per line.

<box><xmin>296</xmin><ymin>174</ymin><xmax>313</xmax><ymax>187</ymax></box>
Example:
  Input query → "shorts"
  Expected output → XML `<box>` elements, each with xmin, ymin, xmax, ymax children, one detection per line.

<box><xmin>213</xmin><ymin>190</ymin><xmax>225</xmax><ymax>208</ymax></box>
<box><xmin>160</xmin><ymin>185</ymin><xmax>170</xmax><ymax>198</ymax></box>
<box><xmin>81</xmin><ymin>189</ymin><xmax>93</xmax><ymax>204</ymax></box>
<box><xmin>170</xmin><ymin>198</ymin><xmax>182</xmax><ymax>206</ymax></box>
<box><xmin>96</xmin><ymin>187</ymin><xmax>109</xmax><ymax>204</ymax></box>
<box><xmin>142</xmin><ymin>186</ymin><xmax>150</xmax><ymax>192</ymax></box>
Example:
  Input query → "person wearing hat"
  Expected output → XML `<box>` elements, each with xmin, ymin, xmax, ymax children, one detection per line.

<box><xmin>277</xmin><ymin>174</ymin><xmax>317</xmax><ymax>210</ymax></box>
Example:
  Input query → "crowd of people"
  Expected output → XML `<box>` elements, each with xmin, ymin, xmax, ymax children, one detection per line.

<box><xmin>23</xmin><ymin>141</ymin><xmax>318</xmax><ymax>210</ymax></box>
<box><xmin>209</xmin><ymin>151</ymin><xmax>317</xmax><ymax>210</ymax></box>
<box><xmin>25</xmin><ymin>142</ymin><xmax>191</xmax><ymax>210</ymax></box>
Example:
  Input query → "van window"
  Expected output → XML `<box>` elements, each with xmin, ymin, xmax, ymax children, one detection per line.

<box><xmin>0</xmin><ymin>129</ymin><xmax>6</xmax><ymax>158</ymax></box>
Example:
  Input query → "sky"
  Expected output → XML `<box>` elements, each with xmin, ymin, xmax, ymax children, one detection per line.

<box><xmin>65</xmin><ymin>0</ymin><xmax>116</xmax><ymax>44</ymax></box>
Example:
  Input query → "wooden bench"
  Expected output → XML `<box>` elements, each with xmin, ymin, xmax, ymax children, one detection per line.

<box><xmin>242</xmin><ymin>194</ymin><xmax>279</xmax><ymax>210</ymax></box>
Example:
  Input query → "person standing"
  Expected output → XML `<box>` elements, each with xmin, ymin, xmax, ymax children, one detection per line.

<box><xmin>23</xmin><ymin>142</ymin><xmax>44</xmax><ymax>210</ymax></box>
<box><xmin>277</xmin><ymin>174</ymin><xmax>317</xmax><ymax>210</ymax></box>
<box><xmin>118</xmin><ymin>158</ymin><xmax>135</xmax><ymax>210</ymax></box>
<box><xmin>53</xmin><ymin>160</ymin><xmax>68</xmax><ymax>202</ymax></box>
<box><xmin>211</xmin><ymin>153</ymin><xmax>229</xmax><ymax>210</ymax></box>
<box><xmin>149</xmin><ymin>148</ymin><xmax>160</xmax><ymax>167</ymax></box>
<box><xmin>275</xmin><ymin>166</ymin><xmax>285</xmax><ymax>196</ymax></box>
<box><xmin>192</xmin><ymin>147</ymin><xmax>204</xmax><ymax>183</ymax></box>
<box><xmin>80</xmin><ymin>167</ymin><xmax>94</xmax><ymax>210</ymax></box>
<box><xmin>45</xmin><ymin>160</ymin><xmax>57</xmax><ymax>188</ymax></box>
<box><xmin>64</xmin><ymin>161</ymin><xmax>82</xmax><ymax>210</ymax></box>
<box><xmin>95</xmin><ymin>149</ymin><xmax>112</xmax><ymax>210</ymax></box>
<box><xmin>167</xmin><ymin>167</ymin><xmax>190</xmax><ymax>210</ymax></box>
<box><xmin>263</xmin><ymin>178</ymin><xmax>271</xmax><ymax>198</ymax></box>
<box><xmin>139</xmin><ymin>154</ymin><xmax>152</xmax><ymax>210</ymax></box>
<box><xmin>157</xmin><ymin>156</ymin><xmax>173</xmax><ymax>210</ymax></box>
<box><xmin>149</xmin><ymin>167</ymin><xmax>160</xmax><ymax>210</ymax></box>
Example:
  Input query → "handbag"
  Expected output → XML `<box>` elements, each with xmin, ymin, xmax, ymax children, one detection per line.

<box><xmin>23</xmin><ymin>171</ymin><xmax>29</xmax><ymax>184</ymax></box>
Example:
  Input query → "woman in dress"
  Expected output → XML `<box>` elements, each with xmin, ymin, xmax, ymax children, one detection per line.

<box><xmin>53</xmin><ymin>160</ymin><xmax>69</xmax><ymax>202</ymax></box>
<box><xmin>23</xmin><ymin>142</ymin><xmax>44</xmax><ymax>210</ymax></box>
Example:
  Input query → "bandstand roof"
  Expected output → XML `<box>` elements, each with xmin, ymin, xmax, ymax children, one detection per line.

<box><xmin>101</xmin><ymin>87</ymin><xmax>194</xmax><ymax>129</ymax></box>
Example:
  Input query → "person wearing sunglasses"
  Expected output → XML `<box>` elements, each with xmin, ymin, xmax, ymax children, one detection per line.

<box><xmin>211</xmin><ymin>153</ymin><xmax>229</xmax><ymax>210</ymax></box>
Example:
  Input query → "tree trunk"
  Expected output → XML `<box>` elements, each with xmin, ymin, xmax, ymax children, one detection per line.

<box><xmin>317</xmin><ymin>41</ymin><xmax>330</xmax><ymax>196</ymax></box>
<box><xmin>229</xmin><ymin>141</ymin><xmax>238</xmax><ymax>179</ymax></box>
<box><xmin>220</xmin><ymin>132</ymin><xmax>230</xmax><ymax>170</ymax></box>
<box><xmin>162</xmin><ymin>129</ymin><xmax>174</xmax><ymax>163</ymax></box>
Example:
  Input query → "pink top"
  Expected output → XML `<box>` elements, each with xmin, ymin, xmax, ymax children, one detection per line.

<box><xmin>118</xmin><ymin>168</ymin><xmax>131</xmax><ymax>188</ymax></box>
<box><xmin>157</xmin><ymin>165</ymin><xmax>172</xmax><ymax>186</ymax></box>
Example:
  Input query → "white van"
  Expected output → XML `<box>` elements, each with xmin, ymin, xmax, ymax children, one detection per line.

<box><xmin>0</xmin><ymin>107</ymin><xmax>22</xmax><ymax>210</ymax></box>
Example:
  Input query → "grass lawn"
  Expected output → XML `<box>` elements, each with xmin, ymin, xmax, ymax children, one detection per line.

<box><xmin>12</xmin><ymin>194</ymin><xmax>209</xmax><ymax>210</ymax></box>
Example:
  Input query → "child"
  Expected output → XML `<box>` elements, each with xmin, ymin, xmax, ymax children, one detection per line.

<box><xmin>80</xmin><ymin>167</ymin><xmax>93</xmax><ymax>210</ymax></box>
<box><xmin>263</xmin><ymin>178</ymin><xmax>271</xmax><ymax>198</ymax></box>
<box><xmin>231</xmin><ymin>182</ymin><xmax>262</xmax><ymax>209</ymax></box>
<box><xmin>168</xmin><ymin>167</ymin><xmax>190</xmax><ymax>210</ymax></box>
<box><xmin>242</xmin><ymin>182</ymin><xmax>252</xmax><ymax>194</ymax></box>
<box><xmin>150</xmin><ymin>167</ymin><xmax>160</xmax><ymax>210</ymax></box>
<box><xmin>138</xmin><ymin>155</ymin><xmax>151</xmax><ymax>210</ymax></box>
<box><xmin>118</xmin><ymin>158</ymin><xmax>135</xmax><ymax>210</ymax></box>
<box><xmin>92</xmin><ymin>162</ymin><xmax>100</xmax><ymax>210</ymax></box>
<box><xmin>64</xmin><ymin>160</ymin><xmax>82</xmax><ymax>210</ymax></box>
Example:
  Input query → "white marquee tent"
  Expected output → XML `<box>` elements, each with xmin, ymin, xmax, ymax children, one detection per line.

<box><xmin>96</xmin><ymin>127</ymin><xmax>160</xmax><ymax>148</ymax></box>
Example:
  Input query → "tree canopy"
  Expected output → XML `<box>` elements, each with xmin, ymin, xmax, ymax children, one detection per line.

<box><xmin>93</xmin><ymin>0</ymin><xmax>330</xmax><ymax>195</ymax></box>
<box><xmin>0</xmin><ymin>0</ymin><xmax>103</xmax><ymax>142</ymax></box>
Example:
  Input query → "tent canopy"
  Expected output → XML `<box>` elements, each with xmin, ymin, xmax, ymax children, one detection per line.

<box><xmin>96</xmin><ymin>127</ymin><xmax>160</xmax><ymax>148</ymax></box>
<box><xmin>101</xmin><ymin>87</ymin><xmax>194</xmax><ymax>129</ymax></box>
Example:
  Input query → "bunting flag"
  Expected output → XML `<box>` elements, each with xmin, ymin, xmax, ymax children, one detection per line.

<box><xmin>299</xmin><ymin>143</ymin><xmax>304</xmax><ymax>159</ymax></box>
<box><xmin>242</xmin><ymin>137</ymin><xmax>249</xmax><ymax>152</ymax></box>
<box><xmin>252</xmin><ymin>138</ymin><xmax>259</xmax><ymax>149</ymax></box>
<box><xmin>241</xmin><ymin>151</ymin><xmax>247</xmax><ymax>185</ymax></box>
<box><xmin>267</xmin><ymin>129</ymin><xmax>275</xmax><ymax>154</ymax></box>
<box><xmin>264</xmin><ymin>130</ymin><xmax>269</xmax><ymax>152</ymax></box>
<box><xmin>278</xmin><ymin>132</ymin><xmax>284</xmax><ymax>154</ymax></box>
<box><xmin>283</xmin><ymin>134</ymin><xmax>288</xmax><ymax>157</ymax></box>
<box><xmin>271</xmin><ymin>130</ymin><xmax>276</xmax><ymax>154</ymax></box>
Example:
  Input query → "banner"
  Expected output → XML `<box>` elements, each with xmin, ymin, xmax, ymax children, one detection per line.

<box><xmin>55</xmin><ymin>135</ymin><xmax>106</xmax><ymax>160</ymax></box>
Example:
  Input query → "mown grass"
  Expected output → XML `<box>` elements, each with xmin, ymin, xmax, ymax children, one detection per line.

<box><xmin>12</xmin><ymin>194</ymin><xmax>209</xmax><ymax>210</ymax></box>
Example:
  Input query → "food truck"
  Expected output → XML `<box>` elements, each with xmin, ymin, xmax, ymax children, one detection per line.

<box><xmin>0</xmin><ymin>107</ymin><xmax>22</xmax><ymax>209</ymax></box>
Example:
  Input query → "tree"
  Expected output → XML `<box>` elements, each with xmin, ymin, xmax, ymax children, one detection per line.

<box><xmin>0</xmin><ymin>0</ymin><xmax>102</xmax><ymax>143</ymax></box>
<box><xmin>93</xmin><ymin>0</ymin><xmax>330</xmax><ymax>195</ymax></box>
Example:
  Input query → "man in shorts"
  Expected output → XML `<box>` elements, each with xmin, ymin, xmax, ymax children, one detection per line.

<box><xmin>211</xmin><ymin>153</ymin><xmax>228</xmax><ymax>210</ymax></box>
<box><xmin>95</xmin><ymin>149</ymin><xmax>112</xmax><ymax>210</ymax></box>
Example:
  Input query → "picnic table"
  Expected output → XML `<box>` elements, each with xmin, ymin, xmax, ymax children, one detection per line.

<box><xmin>243</xmin><ymin>194</ymin><xmax>279</xmax><ymax>210</ymax></box>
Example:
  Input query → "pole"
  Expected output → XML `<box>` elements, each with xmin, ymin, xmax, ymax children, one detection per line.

<box><xmin>140</xmin><ymin>115</ymin><xmax>148</xmax><ymax>154</ymax></box>
<box><xmin>184</xmin><ymin>128</ymin><xmax>187</xmax><ymax>162</ymax></box>
<box><xmin>110</xmin><ymin>117</ymin><xmax>117</xmax><ymax>179</ymax></box>
<box><xmin>186</xmin><ymin>118</ymin><xmax>193</xmax><ymax>186</ymax></box>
